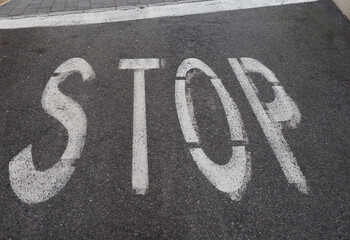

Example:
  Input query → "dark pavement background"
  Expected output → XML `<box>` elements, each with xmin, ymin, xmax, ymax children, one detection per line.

<box><xmin>0</xmin><ymin>0</ymin><xmax>350</xmax><ymax>239</ymax></box>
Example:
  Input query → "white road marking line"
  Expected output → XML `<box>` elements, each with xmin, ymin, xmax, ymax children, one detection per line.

<box><xmin>175</xmin><ymin>58</ymin><xmax>250</xmax><ymax>201</ymax></box>
<box><xmin>9</xmin><ymin>58</ymin><xmax>95</xmax><ymax>204</ymax></box>
<box><xmin>119</xmin><ymin>58</ymin><xmax>160</xmax><ymax>195</ymax></box>
<box><xmin>211</xmin><ymin>78</ymin><xmax>245</xmax><ymax>142</ymax></box>
<box><xmin>240</xmin><ymin>57</ymin><xmax>301</xmax><ymax>128</ymax></box>
<box><xmin>228</xmin><ymin>58</ymin><xmax>308</xmax><ymax>194</ymax></box>
<box><xmin>190</xmin><ymin>146</ymin><xmax>251</xmax><ymax>201</ymax></box>
<box><xmin>119</xmin><ymin>58</ymin><xmax>160</xmax><ymax>70</ymax></box>
<box><xmin>175</xmin><ymin>80</ymin><xmax>199</xmax><ymax>143</ymax></box>
<box><xmin>176</xmin><ymin>58</ymin><xmax>218</xmax><ymax>79</ymax></box>
<box><xmin>0</xmin><ymin>0</ymin><xmax>318</xmax><ymax>29</ymax></box>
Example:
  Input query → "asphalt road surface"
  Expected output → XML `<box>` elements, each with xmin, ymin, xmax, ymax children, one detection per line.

<box><xmin>0</xmin><ymin>0</ymin><xmax>350</xmax><ymax>239</ymax></box>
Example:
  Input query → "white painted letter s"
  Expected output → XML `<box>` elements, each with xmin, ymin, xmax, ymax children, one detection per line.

<box><xmin>9</xmin><ymin>58</ymin><xmax>95</xmax><ymax>204</ymax></box>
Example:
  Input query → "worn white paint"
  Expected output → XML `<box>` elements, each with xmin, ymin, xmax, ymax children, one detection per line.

<box><xmin>176</xmin><ymin>58</ymin><xmax>218</xmax><ymax>79</ymax></box>
<box><xmin>7</xmin><ymin>56</ymin><xmax>309</xmax><ymax>203</ymax></box>
<box><xmin>175</xmin><ymin>80</ymin><xmax>199</xmax><ymax>143</ymax></box>
<box><xmin>175</xmin><ymin>58</ymin><xmax>250</xmax><ymax>201</ymax></box>
<box><xmin>228</xmin><ymin>58</ymin><xmax>308</xmax><ymax>194</ymax></box>
<box><xmin>211</xmin><ymin>78</ymin><xmax>245</xmax><ymax>142</ymax></box>
<box><xmin>119</xmin><ymin>58</ymin><xmax>160</xmax><ymax>195</ymax></box>
<box><xmin>0</xmin><ymin>0</ymin><xmax>318</xmax><ymax>29</ymax></box>
<box><xmin>9</xmin><ymin>58</ymin><xmax>95</xmax><ymax>204</ymax></box>
<box><xmin>240</xmin><ymin>57</ymin><xmax>301</xmax><ymax>128</ymax></box>
<box><xmin>119</xmin><ymin>58</ymin><xmax>160</xmax><ymax>70</ymax></box>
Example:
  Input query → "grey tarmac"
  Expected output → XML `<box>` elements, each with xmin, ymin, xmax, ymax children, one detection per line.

<box><xmin>0</xmin><ymin>0</ymin><xmax>350</xmax><ymax>239</ymax></box>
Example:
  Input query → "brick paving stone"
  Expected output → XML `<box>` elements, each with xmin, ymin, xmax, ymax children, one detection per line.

<box><xmin>115</xmin><ymin>0</ymin><xmax>127</xmax><ymax>6</ymax></box>
<box><xmin>16</xmin><ymin>2</ymin><xmax>31</xmax><ymax>8</ymax></box>
<box><xmin>0</xmin><ymin>3</ymin><xmax>14</xmax><ymax>9</ymax></box>
<box><xmin>65</xmin><ymin>2</ymin><xmax>77</xmax><ymax>7</ymax></box>
<box><xmin>0</xmin><ymin>7</ymin><xmax>14</xmax><ymax>15</ymax></box>
<box><xmin>126</xmin><ymin>0</ymin><xmax>139</xmax><ymax>5</ymax></box>
<box><xmin>103</xmin><ymin>2</ymin><xmax>113</xmax><ymax>5</ymax></box>
<box><xmin>48</xmin><ymin>9</ymin><xmax>81</xmax><ymax>14</ymax></box>
<box><xmin>139</xmin><ymin>0</ymin><xmax>151</xmax><ymax>4</ymax></box>
<box><xmin>30</xmin><ymin>1</ymin><xmax>42</xmax><ymax>5</ymax></box>
<box><xmin>0</xmin><ymin>5</ymin><xmax>15</xmax><ymax>12</ymax></box>
<box><xmin>41</xmin><ymin>0</ymin><xmax>54</xmax><ymax>7</ymax></box>
<box><xmin>65</xmin><ymin>5</ymin><xmax>77</xmax><ymax>10</ymax></box>
<box><xmin>9</xmin><ymin>2</ymin><xmax>31</xmax><ymax>16</ymax></box>
<box><xmin>0</xmin><ymin>0</ymin><xmax>209</xmax><ymax>17</ymax></box>
<box><xmin>41</xmin><ymin>0</ymin><xmax>54</xmax><ymax>4</ymax></box>
<box><xmin>77</xmin><ymin>1</ymin><xmax>89</xmax><ymax>5</ymax></box>
<box><xmin>103</xmin><ymin>0</ymin><xmax>114</xmax><ymax>5</ymax></box>
<box><xmin>23</xmin><ymin>7</ymin><xmax>37</xmax><ymax>13</ymax></box>
<box><xmin>26</xmin><ymin>3</ymin><xmax>42</xmax><ymax>12</ymax></box>
<box><xmin>1</xmin><ymin>4</ymin><xmax>14</xmax><ymax>10</ymax></box>
<box><xmin>51</xmin><ymin>2</ymin><xmax>65</xmax><ymax>11</ymax></box>
<box><xmin>77</xmin><ymin>0</ymin><xmax>89</xmax><ymax>9</ymax></box>
<box><xmin>90</xmin><ymin>3</ymin><xmax>103</xmax><ymax>8</ymax></box>
<box><xmin>37</xmin><ymin>6</ymin><xmax>51</xmax><ymax>12</ymax></box>
<box><xmin>102</xmin><ymin>0</ymin><xmax>113</xmax><ymax>6</ymax></box>
<box><xmin>28</xmin><ymin>2</ymin><xmax>42</xmax><ymax>7</ymax></box>
<box><xmin>1</xmin><ymin>1</ymin><xmax>18</xmax><ymax>9</ymax></box>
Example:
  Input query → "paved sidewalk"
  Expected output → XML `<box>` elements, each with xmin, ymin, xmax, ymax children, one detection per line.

<box><xmin>0</xmin><ymin>0</ymin><xmax>203</xmax><ymax>18</ymax></box>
